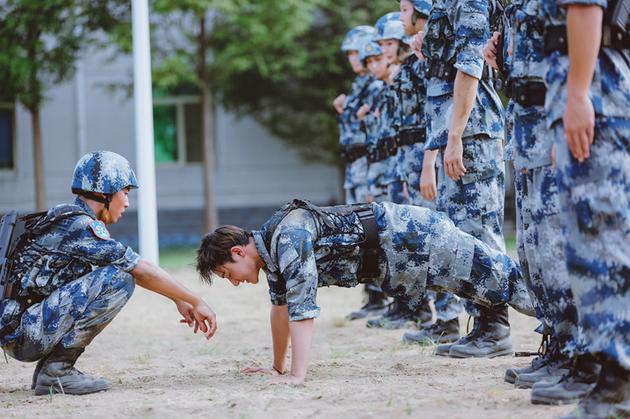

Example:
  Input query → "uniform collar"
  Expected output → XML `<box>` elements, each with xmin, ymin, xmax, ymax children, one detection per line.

<box><xmin>72</xmin><ymin>196</ymin><xmax>98</xmax><ymax>219</ymax></box>
<box><xmin>252</xmin><ymin>230</ymin><xmax>278</xmax><ymax>273</ymax></box>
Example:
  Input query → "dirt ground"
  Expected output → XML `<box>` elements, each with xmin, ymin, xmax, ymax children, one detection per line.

<box><xmin>0</xmin><ymin>267</ymin><xmax>574</xmax><ymax>418</ymax></box>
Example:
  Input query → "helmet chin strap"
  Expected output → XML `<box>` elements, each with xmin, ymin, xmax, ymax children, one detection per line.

<box><xmin>72</xmin><ymin>188</ymin><xmax>113</xmax><ymax>210</ymax></box>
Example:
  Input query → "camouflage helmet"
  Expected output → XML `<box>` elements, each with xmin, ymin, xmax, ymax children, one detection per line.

<box><xmin>359</xmin><ymin>41</ymin><xmax>383</xmax><ymax>66</ymax></box>
<box><xmin>71</xmin><ymin>151</ymin><xmax>138</xmax><ymax>205</ymax></box>
<box><xmin>341</xmin><ymin>25</ymin><xmax>376</xmax><ymax>52</ymax></box>
<box><xmin>399</xmin><ymin>0</ymin><xmax>432</xmax><ymax>18</ymax></box>
<box><xmin>373</xmin><ymin>12</ymin><xmax>405</xmax><ymax>42</ymax></box>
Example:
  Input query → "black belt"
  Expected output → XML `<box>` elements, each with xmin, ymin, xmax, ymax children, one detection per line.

<box><xmin>544</xmin><ymin>24</ymin><xmax>630</xmax><ymax>55</ymax></box>
<box><xmin>427</xmin><ymin>61</ymin><xmax>494</xmax><ymax>82</ymax></box>
<box><xmin>398</xmin><ymin>128</ymin><xmax>426</xmax><ymax>147</ymax></box>
<box><xmin>507</xmin><ymin>80</ymin><xmax>546</xmax><ymax>108</ymax></box>
<box><xmin>384</xmin><ymin>136</ymin><xmax>398</xmax><ymax>157</ymax></box>
<box><xmin>367</xmin><ymin>142</ymin><xmax>390</xmax><ymax>163</ymax></box>
<box><xmin>341</xmin><ymin>145</ymin><xmax>368</xmax><ymax>163</ymax></box>
<box><xmin>355</xmin><ymin>206</ymin><xmax>381</xmax><ymax>279</ymax></box>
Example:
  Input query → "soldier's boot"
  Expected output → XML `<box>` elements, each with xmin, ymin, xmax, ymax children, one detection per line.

<box><xmin>402</xmin><ymin>318</ymin><xmax>460</xmax><ymax>345</ymax></box>
<box><xmin>366</xmin><ymin>300</ymin><xmax>415</xmax><ymax>330</ymax></box>
<box><xmin>411</xmin><ymin>298</ymin><xmax>433</xmax><ymax>328</ymax></box>
<box><xmin>34</xmin><ymin>347</ymin><xmax>109</xmax><ymax>396</ymax></box>
<box><xmin>514</xmin><ymin>350</ymin><xmax>572</xmax><ymax>389</ymax></box>
<box><xmin>346</xmin><ymin>289</ymin><xmax>389</xmax><ymax>321</ymax></box>
<box><xmin>435</xmin><ymin>316</ymin><xmax>480</xmax><ymax>356</ymax></box>
<box><xmin>31</xmin><ymin>354</ymin><xmax>50</xmax><ymax>390</ymax></box>
<box><xmin>530</xmin><ymin>354</ymin><xmax>601</xmax><ymax>405</ymax></box>
<box><xmin>560</xmin><ymin>358</ymin><xmax>630</xmax><ymax>419</ymax></box>
<box><xmin>505</xmin><ymin>334</ymin><xmax>552</xmax><ymax>384</ymax></box>
<box><xmin>448</xmin><ymin>305</ymin><xmax>513</xmax><ymax>358</ymax></box>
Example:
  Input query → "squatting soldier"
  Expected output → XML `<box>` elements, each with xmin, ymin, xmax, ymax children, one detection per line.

<box><xmin>336</xmin><ymin>25</ymin><xmax>389</xmax><ymax>323</ymax></box>
<box><xmin>396</xmin><ymin>0</ymin><xmax>466</xmax><ymax>346</ymax></box>
<box><xmin>421</xmin><ymin>0</ymin><xmax>516</xmax><ymax>358</ymax></box>
<box><xmin>366</xmin><ymin>13</ymin><xmax>435</xmax><ymax>331</ymax></box>
<box><xmin>483</xmin><ymin>0</ymin><xmax>581</xmax><ymax>398</ymax></box>
<box><xmin>195</xmin><ymin>199</ymin><xmax>533</xmax><ymax>384</ymax></box>
<box><xmin>539</xmin><ymin>0</ymin><xmax>630</xmax><ymax>416</ymax></box>
<box><xmin>0</xmin><ymin>151</ymin><xmax>217</xmax><ymax>395</ymax></box>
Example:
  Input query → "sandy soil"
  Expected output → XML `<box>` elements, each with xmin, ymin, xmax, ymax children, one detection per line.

<box><xmin>0</xmin><ymin>268</ymin><xmax>574</xmax><ymax>418</ymax></box>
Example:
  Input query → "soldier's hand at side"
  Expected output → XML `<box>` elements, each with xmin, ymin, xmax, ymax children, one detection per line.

<box><xmin>357</xmin><ymin>104</ymin><xmax>370</xmax><ymax>120</ymax></box>
<box><xmin>333</xmin><ymin>94</ymin><xmax>347</xmax><ymax>114</ymax></box>
<box><xmin>444</xmin><ymin>135</ymin><xmax>466</xmax><ymax>180</ymax></box>
<box><xmin>420</xmin><ymin>167</ymin><xmax>437</xmax><ymax>201</ymax></box>
<box><xmin>563</xmin><ymin>93</ymin><xmax>594</xmax><ymax>162</ymax></box>
<box><xmin>484</xmin><ymin>32</ymin><xmax>501</xmax><ymax>70</ymax></box>
<box><xmin>191</xmin><ymin>301</ymin><xmax>217</xmax><ymax>340</ymax></box>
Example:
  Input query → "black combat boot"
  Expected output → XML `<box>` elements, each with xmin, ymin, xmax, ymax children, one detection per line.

<box><xmin>346</xmin><ymin>287</ymin><xmax>389</xmax><ymax>321</ymax></box>
<box><xmin>530</xmin><ymin>354</ymin><xmax>601</xmax><ymax>405</ymax></box>
<box><xmin>411</xmin><ymin>298</ymin><xmax>433</xmax><ymax>328</ymax></box>
<box><xmin>514</xmin><ymin>340</ymin><xmax>572</xmax><ymax>389</ymax></box>
<box><xmin>34</xmin><ymin>347</ymin><xmax>109</xmax><ymax>396</ymax></box>
<box><xmin>435</xmin><ymin>315</ymin><xmax>480</xmax><ymax>356</ymax></box>
<box><xmin>560</xmin><ymin>358</ymin><xmax>630</xmax><ymax>419</ymax></box>
<box><xmin>31</xmin><ymin>354</ymin><xmax>50</xmax><ymax>390</ymax></box>
<box><xmin>505</xmin><ymin>334</ymin><xmax>552</xmax><ymax>384</ymax></box>
<box><xmin>366</xmin><ymin>299</ymin><xmax>418</xmax><ymax>329</ymax></box>
<box><xmin>448</xmin><ymin>305</ymin><xmax>513</xmax><ymax>358</ymax></box>
<box><xmin>402</xmin><ymin>318</ymin><xmax>460</xmax><ymax>345</ymax></box>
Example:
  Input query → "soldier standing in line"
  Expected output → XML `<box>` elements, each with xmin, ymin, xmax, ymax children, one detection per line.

<box><xmin>421</xmin><ymin>0</ymin><xmax>526</xmax><ymax>358</ymax></box>
<box><xmin>336</xmin><ymin>26</ymin><xmax>390</xmax><ymax>321</ymax></box>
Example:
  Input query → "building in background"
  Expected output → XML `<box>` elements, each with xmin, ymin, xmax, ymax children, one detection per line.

<box><xmin>0</xmin><ymin>47</ymin><xmax>342</xmax><ymax>248</ymax></box>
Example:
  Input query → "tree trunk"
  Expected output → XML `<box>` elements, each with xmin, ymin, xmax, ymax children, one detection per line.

<box><xmin>31</xmin><ymin>106</ymin><xmax>46</xmax><ymax>211</ymax></box>
<box><xmin>198</xmin><ymin>15</ymin><xmax>218</xmax><ymax>232</ymax></box>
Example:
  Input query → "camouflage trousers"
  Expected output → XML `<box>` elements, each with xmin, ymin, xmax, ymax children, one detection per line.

<box><xmin>554</xmin><ymin>118</ymin><xmax>630</xmax><ymax>369</ymax></box>
<box><xmin>407</xmin><ymin>170</ymin><xmax>464</xmax><ymax>322</ymax></box>
<box><xmin>345</xmin><ymin>184</ymin><xmax>369</xmax><ymax>205</ymax></box>
<box><xmin>2</xmin><ymin>266</ymin><xmax>135</xmax><ymax>362</ymax></box>
<box><xmin>437</xmin><ymin>137</ymin><xmax>507</xmax><ymax>318</ymax></box>
<box><xmin>515</xmin><ymin>165</ymin><xmax>579</xmax><ymax>356</ymax></box>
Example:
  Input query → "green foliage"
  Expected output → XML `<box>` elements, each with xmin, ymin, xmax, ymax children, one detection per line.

<box><xmin>0</xmin><ymin>0</ymin><xmax>130</xmax><ymax>110</ymax></box>
<box><xmin>147</xmin><ymin>0</ymin><xmax>396</xmax><ymax>165</ymax></box>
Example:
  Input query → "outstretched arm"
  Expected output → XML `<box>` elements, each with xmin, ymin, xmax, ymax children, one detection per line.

<box><xmin>132</xmin><ymin>259</ymin><xmax>217</xmax><ymax>339</ymax></box>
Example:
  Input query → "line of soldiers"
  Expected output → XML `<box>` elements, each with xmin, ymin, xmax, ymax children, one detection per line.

<box><xmin>335</xmin><ymin>0</ymin><xmax>630</xmax><ymax>417</ymax></box>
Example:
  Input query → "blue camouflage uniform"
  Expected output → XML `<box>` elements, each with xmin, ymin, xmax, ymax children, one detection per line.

<box><xmin>340</xmin><ymin>73</ymin><xmax>373</xmax><ymax>204</ymax></box>
<box><xmin>363</xmin><ymin>79</ymin><xmax>389</xmax><ymax>202</ymax></box>
<box><xmin>252</xmin><ymin>201</ymin><xmax>533</xmax><ymax>322</ymax></box>
<box><xmin>0</xmin><ymin>197</ymin><xmax>138</xmax><ymax>362</ymax></box>
<box><xmin>392</xmin><ymin>53</ymin><xmax>464</xmax><ymax>322</ymax></box>
<box><xmin>542</xmin><ymin>0</ymin><xmax>630</xmax><ymax>369</ymax></box>
<box><xmin>422</xmin><ymin>0</ymin><xmax>507</xmax><ymax>319</ymax></box>
<box><xmin>503</xmin><ymin>0</ymin><xmax>579</xmax><ymax>356</ymax></box>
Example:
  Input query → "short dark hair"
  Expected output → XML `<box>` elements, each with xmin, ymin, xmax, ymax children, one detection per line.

<box><xmin>196</xmin><ymin>225</ymin><xmax>250</xmax><ymax>284</ymax></box>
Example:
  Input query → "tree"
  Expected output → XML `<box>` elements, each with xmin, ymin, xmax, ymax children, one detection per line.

<box><xmin>0</xmin><ymin>0</ymin><xmax>128</xmax><ymax>210</ymax></box>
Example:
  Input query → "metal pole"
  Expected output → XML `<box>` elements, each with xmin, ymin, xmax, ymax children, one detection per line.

<box><xmin>131</xmin><ymin>0</ymin><xmax>159</xmax><ymax>264</ymax></box>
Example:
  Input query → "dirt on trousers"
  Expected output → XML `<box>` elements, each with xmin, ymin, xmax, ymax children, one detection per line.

<box><xmin>0</xmin><ymin>267</ymin><xmax>574</xmax><ymax>419</ymax></box>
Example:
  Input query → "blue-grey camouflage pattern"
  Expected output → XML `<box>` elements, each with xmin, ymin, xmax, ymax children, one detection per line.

<box><xmin>339</xmin><ymin>73</ymin><xmax>373</xmax><ymax>198</ymax></box>
<box><xmin>422</xmin><ymin>0</ymin><xmax>505</xmax><ymax>150</ymax></box>
<box><xmin>341</xmin><ymin>25</ymin><xmax>376</xmax><ymax>52</ymax></box>
<box><xmin>374</xmin><ymin>12</ymin><xmax>406</xmax><ymax>42</ymax></box>
<box><xmin>503</xmin><ymin>0</ymin><xmax>579</xmax><ymax>355</ymax></box>
<box><xmin>72</xmin><ymin>151</ymin><xmax>138</xmax><ymax>194</ymax></box>
<box><xmin>543</xmin><ymin>0</ymin><xmax>630</xmax><ymax>368</ymax></box>
<box><xmin>0</xmin><ymin>197</ymin><xmax>140</xmax><ymax>352</ymax></box>
<box><xmin>408</xmin><ymin>0</ymin><xmax>433</xmax><ymax>17</ymax></box>
<box><xmin>253</xmin><ymin>202</ymin><xmax>533</xmax><ymax>322</ymax></box>
<box><xmin>362</xmin><ymin>78</ymin><xmax>389</xmax><ymax>200</ymax></box>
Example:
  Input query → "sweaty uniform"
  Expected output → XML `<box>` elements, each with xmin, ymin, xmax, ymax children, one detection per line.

<box><xmin>251</xmin><ymin>201</ymin><xmax>533</xmax><ymax>322</ymax></box>
<box><xmin>0</xmin><ymin>197</ymin><xmax>137</xmax><ymax>361</ymax></box>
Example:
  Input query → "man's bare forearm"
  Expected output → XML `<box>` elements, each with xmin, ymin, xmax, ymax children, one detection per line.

<box><xmin>567</xmin><ymin>5</ymin><xmax>602</xmax><ymax>97</ymax></box>
<box><xmin>270</xmin><ymin>305</ymin><xmax>290</xmax><ymax>373</ymax></box>
<box><xmin>449</xmin><ymin>71</ymin><xmax>479</xmax><ymax>140</ymax></box>
<box><xmin>132</xmin><ymin>259</ymin><xmax>201</xmax><ymax>306</ymax></box>
<box><xmin>423</xmin><ymin>149</ymin><xmax>439</xmax><ymax>170</ymax></box>
<box><xmin>288</xmin><ymin>319</ymin><xmax>314</xmax><ymax>380</ymax></box>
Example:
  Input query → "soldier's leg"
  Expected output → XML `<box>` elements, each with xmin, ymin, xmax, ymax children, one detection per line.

<box><xmin>540</xmin><ymin>120</ymin><xmax>630</xmax><ymax>413</ymax></box>
<box><xmin>5</xmin><ymin>266</ymin><xmax>135</xmax><ymax>394</ymax></box>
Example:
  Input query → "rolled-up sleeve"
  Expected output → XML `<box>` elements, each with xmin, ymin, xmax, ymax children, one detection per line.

<box><xmin>454</xmin><ymin>0</ymin><xmax>491</xmax><ymax>79</ymax></box>
<box><xmin>275</xmin><ymin>229</ymin><xmax>321</xmax><ymax>321</ymax></box>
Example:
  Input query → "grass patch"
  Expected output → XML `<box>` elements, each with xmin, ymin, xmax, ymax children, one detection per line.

<box><xmin>159</xmin><ymin>246</ymin><xmax>197</xmax><ymax>269</ymax></box>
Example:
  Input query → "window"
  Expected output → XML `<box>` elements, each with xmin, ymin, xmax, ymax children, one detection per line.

<box><xmin>0</xmin><ymin>103</ymin><xmax>15</xmax><ymax>170</ymax></box>
<box><xmin>153</xmin><ymin>96</ymin><xmax>202</xmax><ymax>164</ymax></box>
